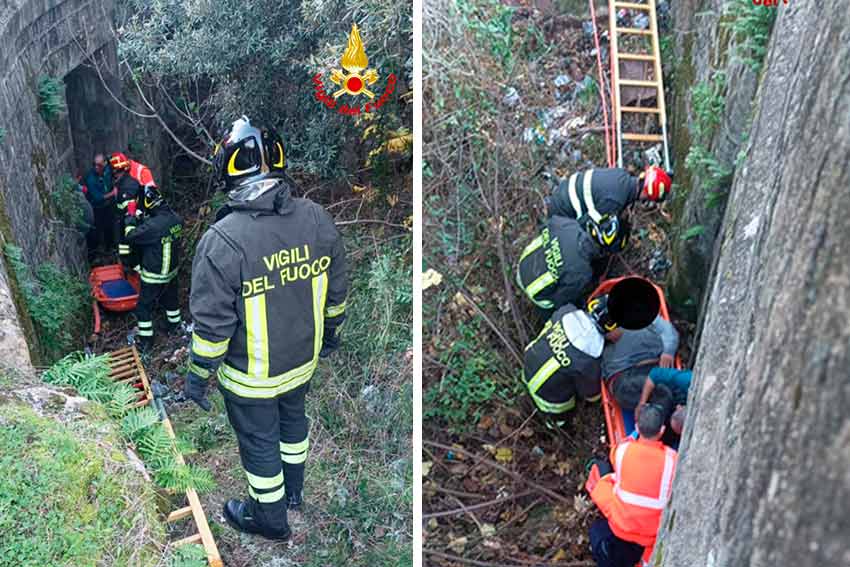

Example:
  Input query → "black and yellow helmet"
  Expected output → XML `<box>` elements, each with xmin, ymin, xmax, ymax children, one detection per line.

<box><xmin>139</xmin><ymin>185</ymin><xmax>164</xmax><ymax>214</ymax></box>
<box><xmin>586</xmin><ymin>214</ymin><xmax>630</xmax><ymax>252</ymax></box>
<box><xmin>212</xmin><ymin>116</ymin><xmax>286</xmax><ymax>190</ymax></box>
<box><xmin>586</xmin><ymin>294</ymin><xmax>618</xmax><ymax>333</ymax></box>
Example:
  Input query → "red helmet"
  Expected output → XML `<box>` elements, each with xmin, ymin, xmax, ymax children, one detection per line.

<box><xmin>109</xmin><ymin>152</ymin><xmax>130</xmax><ymax>172</ymax></box>
<box><xmin>641</xmin><ymin>166</ymin><xmax>672</xmax><ymax>202</ymax></box>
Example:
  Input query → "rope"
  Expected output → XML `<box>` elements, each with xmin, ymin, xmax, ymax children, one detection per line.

<box><xmin>589</xmin><ymin>0</ymin><xmax>614</xmax><ymax>167</ymax></box>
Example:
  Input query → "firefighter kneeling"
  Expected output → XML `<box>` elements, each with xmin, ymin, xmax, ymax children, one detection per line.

<box><xmin>183</xmin><ymin>117</ymin><xmax>348</xmax><ymax>540</ymax></box>
<box><xmin>124</xmin><ymin>186</ymin><xmax>183</xmax><ymax>351</ymax></box>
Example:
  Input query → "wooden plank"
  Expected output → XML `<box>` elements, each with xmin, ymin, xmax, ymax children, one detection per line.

<box><xmin>616</xmin><ymin>27</ymin><xmax>652</xmax><ymax>36</ymax></box>
<box><xmin>619</xmin><ymin>52</ymin><xmax>655</xmax><ymax>62</ymax></box>
<box><xmin>167</xmin><ymin>506</ymin><xmax>194</xmax><ymax>523</ymax></box>
<box><xmin>622</xmin><ymin>132</ymin><xmax>664</xmax><ymax>142</ymax></box>
<box><xmin>621</xmin><ymin>106</ymin><xmax>661</xmax><ymax>113</ymax></box>
<box><xmin>619</xmin><ymin>79</ymin><xmax>659</xmax><ymax>88</ymax></box>
<box><xmin>172</xmin><ymin>533</ymin><xmax>202</xmax><ymax>547</ymax></box>
<box><xmin>614</xmin><ymin>1</ymin><xmax>651</xmax><ymax>10</ymax></box>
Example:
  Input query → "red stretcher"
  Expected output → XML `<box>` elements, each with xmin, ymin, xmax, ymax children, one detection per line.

<box><xmin>90</xmin><ymin>264</ymin><xmax>140</xmax><ymax>334</ymax></box>
<box><xmin>592</xmin><ymin>276</ymin><xmax>682</xmax><ymax>450</ymax></box>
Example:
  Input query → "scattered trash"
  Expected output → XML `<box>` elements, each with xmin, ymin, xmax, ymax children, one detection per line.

<box><xmin>633</xmin><ymin>13</ymin><xmax>650</xmax><ymax>29</ymax></box>
<box><xmin>531</xmin><ymin>446</ymin><xmax>545</xmax><ymax>458</ymax></box>
<box><xmin>554</xmin><ymin>74</ymin><xmax>571</xmax><ymax>88</ymax></box>
<box><xmin>502</xmin><ymin>86</ymin><xmax>521</xmax><ymax>107</ymax></box>
<box><xmin>648</xmin><ymin>249</ymin><xmax>672</xmax><ymax>278</ymax></box>
<box><xmin>422</xmin><ymin>268</ymin><xmax>443</xmax><ymax>290</ymax></box>
<box><xmin>645</xmin><ymin>144</ymin><xmax>663</xmax><ymax>167</ymax></box>
<box><xmin>582</xmin><ymin>21</ymin><xmax>595</xmax><ymax>38</ymax></box>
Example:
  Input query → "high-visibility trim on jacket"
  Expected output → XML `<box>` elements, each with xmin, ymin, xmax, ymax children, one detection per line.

<box><xmin>325</xmin><ymin>300</ymin><xmax>346</xmax><ymax>319</ymax></box>
<box><xmin>140</xmin><ymin>268</ymin><xmax>178</xmax><ymax>284</ymax></box>
<box><xmin>515</xmin><ymin>216</ymin><xmax>602</xmax><ymax>311</ymax></box>
<box><xmin>549</xmin><ymin>168</ymin><xmax>639</xmax><ymax>221</ymax></box>
<box><xmin>129</xmin><ymin>160</ymin><xmax>156</xmax><ymax>188</ymax></box>
<box><xmin>590</xmin><ymin>437</ymin><xmax>678</xmax><ymax>547</ymax></box>
<box><xmin>192</xmin><ymin>333</ymin><xmax>229</xmax><ymax>358</ymax></box>
<box><xmin>124</xmin><ymin>207</ymin><xmax>182</xmax><ymax>286</ymax></box>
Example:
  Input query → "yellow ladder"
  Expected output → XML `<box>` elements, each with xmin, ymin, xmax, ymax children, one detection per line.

<box><xmin>108</xmin><ymin>348</ymin><xmax>224</xmax><ymax>567</ymax></box>
<box><xmin>608</xmin><ymin>0</ymin><xmax>670</xmax><ymax>169</ymax></box>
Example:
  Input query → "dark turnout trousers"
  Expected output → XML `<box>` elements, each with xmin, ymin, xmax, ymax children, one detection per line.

<box><xmin>222</xmin><ymin>382</ymin><xmax>310</xmax><ymax>533</ymax></box>
<box><xmin>134</xmin><ymin>279</ymin><xmax>180</xmax><ymax>343</ymax></box>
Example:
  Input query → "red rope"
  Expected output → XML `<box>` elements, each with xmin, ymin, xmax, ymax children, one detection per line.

<box><xmin>589</xmin><ymin>0</ymin><xmax>614</xmax><ymax>167</ymax></box>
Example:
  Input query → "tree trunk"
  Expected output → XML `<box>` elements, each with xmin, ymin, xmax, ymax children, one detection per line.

<box><xmin>656</xmin><ymin>2</ymin><xmax>850</xmax><ymax>566</ymax></box>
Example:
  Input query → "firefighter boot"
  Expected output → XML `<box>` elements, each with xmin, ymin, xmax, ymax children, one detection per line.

<box><xmin>286</xmin><ymin>492</ymin><xmax>303</xmax><ymax>511</ymax></box>
<box><xmin>223</xmin><ymin>499</ymin><xmax>291</xmax><ymax>541</ymax></box>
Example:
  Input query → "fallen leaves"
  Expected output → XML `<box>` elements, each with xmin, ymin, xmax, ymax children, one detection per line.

<box><xmin>422</xmin><ymin>268</ymin><xmax>443</xmax><ymax>290</ymax></box>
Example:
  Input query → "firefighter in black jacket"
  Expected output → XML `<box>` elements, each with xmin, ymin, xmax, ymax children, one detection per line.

<box><xmin>547</xmin><ymin>166</ymin><xmax>672</xmax><ymax>221</ymax></box>
<box><xmin>183</xmin><ymin>117</ymin><xmax>348</xmax><ymax>541</ymax></box>
<box><xmin>116</xmin><ymin>174</ymin><xmax>142</xmax><ymax>267</ymax></box>
<box><xmin>516</xmin><ymin>215</ymin><xmax>617</xmax><ymax>314</ymax></box>
<box><xmin>124</xmin><ymin>186</ymin><xmax>183</xmax><ymax>350</ymax></box>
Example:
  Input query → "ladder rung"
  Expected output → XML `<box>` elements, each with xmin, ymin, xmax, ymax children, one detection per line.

<box><xmin>614</xmin><ymin>2</ymin><xmax>652</xmax><ymax>10</ymax></box>
<box><xmin>167</xmin><ymin>506</ymin><xmax>194</xmax><ymax>523</ymax></box>
<box><xmin>173</xmin><ymin>533</ymin><xmax>203</xmax><ymax>547</ymax></box>
<box><xmin>621</xmin><ymin>106</ymin><xmax>661</xmax><ymax>113</ymax></box>
<box><xmin>617</xmin><ymin>27</ymin><xmax>653</xmax><ymax>36</ymax></box>
<box><xmin>622</xmin><ymin>133</ymin><xmax>664</xmax><ymax>142</ymax></box>
<box><xmin>619</xmin><ymin>53</ymin><xmax>656</xmax><ymax>62</ymax></box>
<box><xmin>619</xmin><ymin>79</ymin><xmax>659</xmax><ymax>88</ymax></box>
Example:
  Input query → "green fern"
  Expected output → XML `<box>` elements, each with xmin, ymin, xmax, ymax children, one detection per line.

<box><xmin>155</xmin><ymin>463</ymin><xmax>217</xmax><ymax>493</ymax></box>
<box><xmin>121</xmin><ymin>406</ymin><xmax>162</xmax><ymax>437</ymax></box>
<box><xmin>168</xmin><ymin>543</ymin><xmax>208</xmax><ymax>567</ymax></box>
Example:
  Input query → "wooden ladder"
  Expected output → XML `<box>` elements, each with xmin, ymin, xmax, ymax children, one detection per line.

<box><xmin>608</xmin><ymin>0</ymin><xmax>670</xmax><ymax>169</ymax></box>
<box><xmin>108</xmin><ymin>347</ymin><xmax>224</xmax><ymax>567</ymax></box>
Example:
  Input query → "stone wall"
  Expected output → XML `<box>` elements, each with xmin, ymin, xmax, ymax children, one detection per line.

<box><xmin>0</xmin><ymin>0</ymin><xmax>119</xmax><ymax>366</ymax></box>
<box><xmin>656</xmin><ymin>1</ymin><xmax>850</xmax><ymax>565</ymax></box>
<box><xmin>665</xmin><ymin>0</ymin><xmax>761</xmax><ymax>325</ymax></box>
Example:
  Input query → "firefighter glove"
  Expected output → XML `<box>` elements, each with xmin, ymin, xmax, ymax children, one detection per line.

<box><xmin>320</xmin><ymin>326</ymin><xmax>341</xmax><ymax>358</ymax></box>
<box><xmin>184</xmin><ymin>369</ymin><xmax>211</xmax><ymax>411</ymax></box>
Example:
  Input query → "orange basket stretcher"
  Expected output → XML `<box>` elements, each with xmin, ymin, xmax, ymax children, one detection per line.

<box><xmin>591</xmin><ymin>276</ymin><xmax>682</xmax><ymax>450</ymax></box>
<box><xmin>90</xmin><ymin>264</ymin><xmax>141</xmax><ymax>333</ymax></box>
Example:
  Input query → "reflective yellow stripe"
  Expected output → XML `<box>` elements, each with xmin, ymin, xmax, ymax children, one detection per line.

<box><xmin>526</xmin><ymin>357</ymin><xmax>561</xmax><ymax>395</ymax></box>
<box><xmin>140</xmin><ymin>269</ymin><xmax>177</xmax><ymax>283</ymax></box>
<box><xmin>245</xmin><ymin>471</ymin><xmax>283</xmax><ymax>490</ymax></box>
<box><xmin>531</xmin><ymin>391</ymin><xmax>575</xmax><ymax>414</ymax></box>
<box><xmin>325</xmin><ymin>301</ymin><xmax>346</xmax><ymax>318</ymax></box>
<box><xmin>188</xmin><ymin>362</ymin><xmax>209</xmax><ymax>379</ymax></box>
<box><xmin>218</xmin><ymin>360</ymin><xmax>316</xmax><ymax>399</ymax></box>
<box><xmin>282</xmin><ymin>452</ymin><xmax>307</xmax><ymax>464</ymax></box>
<box><xmin>124</xmin><ymin>225</ymin><xmax>135</xmax><ymax>236</ymax></box>
<box><xmin>118</xmin><ymin>244</ymin><xmax>130</xmax><ymax>254</ymax></box>
<box><xmin>191</xmin><ymin>332</ymin><xmax>229</xmax><ymax>358</ymax></box>
<box><xmin>248</xmin><ymin>485</ymin><xmax>285</xmax><ymax>503</ymax></box>
<box><xmin>280</xmin><ymin>439</ymin><xmax>309</xmax><ymax>454</ymax></box>
<box><xmin>568</xmin><ymin>173</ymin><xmax>583</xmax><ymax>217</ymax></box>
<box><xmin>245</xmin><ymin>294</ymin><xmax>269</xmax><ymax>378</ymax></box>
<box><xmin>161</xmin><ymin>241</ymin><xmax>172</xmax><ymax>275</ymax></box>
<box><xmin>137</xmin><ymin>321</ymin><xmax>153</xmax><ymax>329</ymax></box>
<box><xmin>166</xmin><ymin>309</ymin><xmax>181</xmax><ymax>317</ymax></box>
<box><xmin>519</xmin><ymin>234</ymin><xmax>545</xmax><ymax>263</ymax></box>
<box><xmin>137</xmin><ymin>328</ymin><xmax>154</xmax><ymax>337</ymax></box>
<box><xmin>583</xmin><ymin>169</ymin><xmax>602</xmax><ymax>222</ymax></box>
<box><xmin>525</xmin><ymin>321</ymin><xmax>552</xmax><ymax>352</ymax></box>
<box><xmin>526</xmin><ymin>272</ymin><xmax>556</xmax><ymax>302</ymax></box>
<box><xmin>312</xmin><ymin>273</ymin><xmax>328</xmax><ymax>358</ymax></box>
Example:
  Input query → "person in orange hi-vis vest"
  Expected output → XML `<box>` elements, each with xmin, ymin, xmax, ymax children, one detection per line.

<box><xmin>584</xmin><ymin>404</ymin><xmax>678</xmax><ymax>567</ymax></box>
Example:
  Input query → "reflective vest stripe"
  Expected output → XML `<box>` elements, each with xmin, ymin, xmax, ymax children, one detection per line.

<box><xmin>568</xmin><ymin>173</ymin><xmax>583</xmax><ymax>217</ymax></box>
<box><xmin>125</xmin><ymin>225</ymin><xmax>135</xmax><ymax>236</ymax></box>
<box><xmin>526</xmin><ymin>271</ymin><xmax>556</xmax><ymax>301</ymax></box>
<box><xmin>140</xmin><ymin>268</ymin><xmax>177</xmax><ymax>284</ymax></box>
<box><xmin>613</xmin><ymin>443</ymin><xmax>676</xmax><ymax>510</ymax></box>
<box><xmin>188</xmin><ymin>362</ymin><xmax>209</xmax><ymax>379</ymax></box>
<box><xmin>531</xmin><ymin>391</ymin><xmax>575</xmax><ymax>414</ymax></box>
<box><xmin>325</xmin><ymin>300</ymin><xmax>346</xmax><ymax>318</ymax></box>
<box><xmin>161</xmin><ymin>241</ymin><xmax>172</xmax><ymax>275</ymax></box>
<box><xmin>245</xmin><ymin>293</ymin><xmax>269</xmax><ymax>378</ymax></box>
<box><xmin>192</xmin><ymin>332</ymin><xmax>229</xmax><ymax>358</ymax></box>
<box><xmin>312</xmin><ymin>272</ymin><xmax>328</xmax><ymax>358</ymax></box>
<box><xmin>218</xmin><ymin>360</ymin><xmax>316</xmax><ymax>398</ymax></box>
<box><xmin>526</xmin><ymin>357</ymin><xmax>561</xmax><ymax>395</ymax></box>
<box><xmin>118</xmin><ymin>244</ymin><xmax>130</xmax><ymax>254</ymax></box>
<box><xmin>583</xmin><ymin>170</ymin><xmax>602</xmax><ymax>222</ymax></box>
<box><xmin>519</xmin><ymin>234</ymin><xmax>545</xmax><ymax>263</ymax></box>
<box><xmin>525</xmin><ymin>321</ymin><xmax>552</xmax><ymax>352</ymax></box>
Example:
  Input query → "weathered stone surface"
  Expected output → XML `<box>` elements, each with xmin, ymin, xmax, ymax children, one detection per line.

<box><xmin>666</xmin><ymin>0</ymin><xmax>760</xmax><ymax>322</ymax></box>
<box><xmin>0</xmin><ymin>0</ymin><xmax>121</xmax><ymax>361</ymax></box>
<box><xmin>0</xmin><ymin>255</ymin><xmax>33</xmax><ymax>372</ymax></box>
<box><xmin>657</xmin><ymin>2</ymin><xmax>850</xmax><ymax>565</ymax></box>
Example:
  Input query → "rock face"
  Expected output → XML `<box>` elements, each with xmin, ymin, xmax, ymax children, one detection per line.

<box><xmin>657</xmin><ymin>2</ymin><xmax>850</xmax><ymax>566</ymax></box>
<box><xmin>665</xmin><ymin>0</ymin><xmax>761</xmax><ymax>321</ymax></box>
<box><xmin>0</xmin><ymin>0</ymin><xmax>120</xmax><ymax>365</ymax></box>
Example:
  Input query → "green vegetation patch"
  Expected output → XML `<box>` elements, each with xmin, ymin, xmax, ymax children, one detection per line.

<box><xmin>37</xmin><ymin>76</ymin><xmax>66</xmax><ymax>122</ymax></box>
<box><xmin>0</xmin><ymin>399</ymin><xmax>165</xmax><ymax>566</ymax></box>
<box><xmin>3</xmin><ymin>244</ymin><xmax>90</xmax><ymax>361</ymax></box>
<box><xmin>724</xmin><ymin>0</ymin><xmax>777</xmax><ymax>72</ymax></box>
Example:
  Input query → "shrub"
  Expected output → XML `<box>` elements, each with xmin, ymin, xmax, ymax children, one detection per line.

<box><xmin>52</xmin><ymin>173</ymin><xmax>86</xmax><ymax>228</ymax></box>
<box><xmin>3</xmin><ymin>244</ymin><xmax>90</xmax><ymax>361</ymax></box>
<box><xmin>724</xmin><ymin>0</ymin><xmax>777</xmax><ymax>72</ymax></box>
<box><xmin>37</xmin><ymin>76</ymin><xmax>66</xmax><ymax>122</ymax></box>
